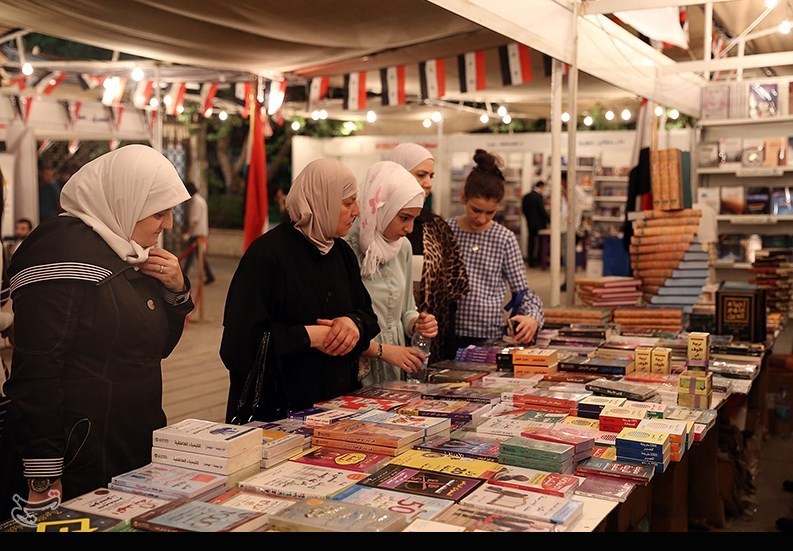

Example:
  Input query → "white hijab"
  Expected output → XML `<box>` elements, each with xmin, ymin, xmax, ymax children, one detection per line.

<box><xmin>358</xmin><ymin>161</ymin><xmax>425</xmax><ymax>277</ymax></box>
<box><xmin>387</xmin><ymin>143</ymin><xmax>434</xmax><ymax>172</ymax></box>
<box><xmin>59</xmin><ymin>144</ymin><xmax>190</xmax><ymax>265</ymax></box>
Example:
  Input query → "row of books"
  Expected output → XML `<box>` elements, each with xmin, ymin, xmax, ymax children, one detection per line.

<box><xmin>698</xmin><ymin>185</ymin><xmax>793</xmax><ymax>216</ymax></box>
<box><xmin>701</xmin><ymin>80</ymin><xmax>791</xmax><ymax>121</ymax></box>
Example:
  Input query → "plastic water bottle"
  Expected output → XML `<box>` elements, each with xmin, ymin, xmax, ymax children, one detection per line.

<box><xmin>409</xmin><ymin>333</ymin><xmax>431</xmax><ymax>383</ymax></box>
<box><xmin>775</xmin><ymin>384</ymin><xmax>791</xmax><ymax>439</ymax></box>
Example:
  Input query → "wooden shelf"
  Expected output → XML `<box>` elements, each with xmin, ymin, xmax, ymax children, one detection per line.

<box><xmin>593</xmin><ymin>176</ymin><xmax>629</xmax><ymax>182</ymax></box>
<box><xmin>716</xmin><ymin>214</ymin><xmax>793</xmax><ymax>224</ymax></box>
<box><xmin>697</xmin><ymin>115</ymin><xmax>793</xmax><ymax>127</ymax></box>
<box><xmin>593</xmin><ymin>196</ymin><xmax>628</xmax><ymax>203</ymax></box>
<box><xmin>712</xmin><ymin>261</ymin><xmax>752</xmax><ymax>269</ymax></box>
<box><xmin>697</xmin><ymin>166</ymin><xmax>790</xmax><ymax>177</ymax></box>
<box><xmin>592</xmin><ymin>215</ymin><xmax>624</xmax><ymax>223</ymax></box>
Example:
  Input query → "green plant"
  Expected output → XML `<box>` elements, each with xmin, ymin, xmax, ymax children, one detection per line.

<box><xmin>207</xmin><ymin>193</ymin><xmax>244</xmax><ymax>229</ymax></box>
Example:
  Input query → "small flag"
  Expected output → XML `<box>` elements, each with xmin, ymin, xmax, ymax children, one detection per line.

<box><xmin>37</xmin><ymin>140</ymin><xmax>53</xmax><ymax>156</ymax></box>
<box><xmin>101</xmin><ymin>77</ymin><xmax>127</xmax><ymax>106</ymax></box>
<box><xmin>67</xmin><ymin>139</ymin><xmax>80</xmax><ymax>157</ymax></box>
<box><xmin>242</xmin><ymin>96</ymin><xmax>268</xmax><ymax>252</ymax></box>
<box><xmin>163</xmin><ymin>82</ymin><xmax>186</xmax><ymax>116</ymax></box>
<box><xmin>457</xmin><ymin>51</ymin><xmax>485</xmax><ymax>93</ymax></box>
<box><xmin>60</xmin><ymin>99</ymin><xmax>82</xmax><ymax>129</ymax></box>
<box><xmin>234</xmin><ymin>81</ymin><xmax>253</xmax><ymax>118</ymax></box>
<box><xmin>499</xmin><ymin>43</ymin><xmax>533</xmax><ymax>86</ymax></box>
<box><xmin>343</xmin><ymin>71</ymin><xmax>367</xmax><ymax>111</ymax></box>
<box><xmin>34</xmin><ymin>70</ymin><xmax>65</xmax><ymax>95</ymax></box>
<box><xmin>419</xmin><ymin>58</ymin><xmax>446</xmax><ymax>100</ymax></box>
<box><xmin>79</xmin><ymin>73</ymin><xmax>105</xmax><ymax>90</ymax></box>
<box><xmin>542</xmin><ymin>54</ymin><xmax>570</xmax><ymax>77</ymax></box>
<box><xmin>111</xmin><ymin>105</ymin><xmax>125</xmax><ymax>131</ymax></box>
<box><xmin>7</xmin><ymin>75</ymin><xmax>28</xmax><ymax>92</ymax></box>
<box><xmin>266</xmin><ymin>79</ymin><xmax>286</xmax><ymax>115</ymax></box>
<box><xmin>133</xmin><ymin>80</ymin><xmax>154</xmax><ymax>109</ymax></box>
<box><xmin>199</xmin><ymin>82</ymin><xmax>218</xmax><ymax>117</ymax></box>
<box><xmin>380</xmin><ymin>66</ymin><xmax>406</xmax><ymax>106</ymax></box>
<box><xmin>307</xmin><ymin>76</ymin><xmax>329</xmax><ymax>110</ymax></box>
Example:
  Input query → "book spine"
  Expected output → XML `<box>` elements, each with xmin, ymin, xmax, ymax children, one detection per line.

<box><xmin>151</xmin><ymin>433</ymin><xmax>236</xmax><ymax>458</ymax></box>
<box><xmin>557</xmin><ymin>363</ymin><xmax>630</xmax><ymax>375</ymax></box>
<box><xmin>310</xmin><ymin>436</ymin><xmax>402</xmax><ymax>456</ymax></box>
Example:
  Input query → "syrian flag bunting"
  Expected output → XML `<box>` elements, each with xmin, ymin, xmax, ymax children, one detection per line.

<box><xmin>34</xmin><ymin>71</ymin><xmax>66</xmax><ymax>95</ymax></box>
<box><xmin>101</xmin><ymin>77</ymin><xmax>127</xmax><ymax>106</ymax></box>
<box><xmin>499</xmin><ymin>43</ymin><xmax>533</xmax><ymax>86</ymax></box>
<box><xmin>343</xmin><ymin>71</ymin><xmax>367</xmax><ymax>111</ymax></box>
<box><xmin>307</xmin><ymin>76</ymin><xmax>329</xmax><ymax>110</ymax></box>
<box><xmin>133</xmin><ymin>80</ymin><xmax>154</xmax><ymax>109</ymax></box>
<box><xmin>79</xmin><ymin>74</ymin><xmax>105</xmax><ymax>90</ymax></box>
<box><xmin>419</xmin><ymin>58</ymin><xmax>446</xmax><ymax>100</ymax></box>
<box><xmin>380</xmin><ymin>65</ymin><xmax>406</xmax><ymax>106</ymax></box>
<box><xmin>7</xmin><ymin>75</ymin><xmax>28</xmax><ymax>92</ymax></box>
<box><xmin>235</xmin><ymin>81</ymin><xmax>253</xmax><ymax>118</ymax></box>
<box><xmin>199</xmin><ymin>82</ymin><xmax>218</xmax><ymax>117</ymax></box>
<box><xmin>266</xmin><ymin>79</ymin><xmax>287</xmax><ymax>115</ymax></box>
<box><xmin>458</xmin><ymin>51</ymin><xmax>486</xmax><ymax>93</ymax></box>
<box><xmin>163</xmin><ymin>82</ymin><xmax>186</xmax><ymax>115</ymax></box>
<box><xmin>67</xmin><ymin>139</ymin><xmax>80</xmax><ymax>157</ymax></box>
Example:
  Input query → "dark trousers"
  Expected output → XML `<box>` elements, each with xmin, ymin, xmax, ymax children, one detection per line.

<box><xmin>528</xmin><ymin>228</ymin><xmax>542</xmax><ymax>267</ymax></box>
<box><xmin>182</xmin><ymin>236</ymin><xmax>214</xmax><ymax>283</ymax></box>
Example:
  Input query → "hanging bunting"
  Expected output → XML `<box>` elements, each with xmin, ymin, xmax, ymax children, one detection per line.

<box><xmin>37</xmin><ymin>139</ymin><xmax>53</xmax><ymax>156</ymax></box>
<box><xmin>267</xmin><ymin>79</ymin><xmax>287</xmax><ymax>115</ymax></box>
<box><xmin>101</xmin><ymin>76</ymin><xmax>127</xmax><ymax>106</ymax></box>
<box><xmin>419</xmin><ymin>58</ymin><xmax>446</xmax><ymax>100</ymax></box>
<box><xmin>306</xmin><ymin>76</ymin><xmax>329</xmax><ymax>111</ymax></box>
<box><xmin>342</xmin><ymin>72</ymin><xmax>367</xmax><ymax>111</ymax></box>
<box><xmin>457</xmin><ymin>51</ymin><xmax>485</xmax><ymax>93</ymax></box>
<box><xmin>199</xmin><ymin>82</ymin><xmax>219</xmax><ymax>117</ymax></box>
<box><xmin>7</xmin><ymin>75</ymin><xmax>28</xmax><ymax>92</ymax></box>
<box><xmin>67</xmin><ymin>139</ymin><xmax>80</xmax><ymax>157</ymax></box>
<box><xmin>133</xmin><ymin>80</ymin><xmax>154</xmax><ymax>109</ymax></box>
<box><xmin>111</xmin><ymin>105</ymin><xmax>125</xmax><ymax>131</ymax></box>
<box><xmin>34</xmin><ymin>70</ymin><xmax>66</xmax><ymax>95</ymax></box>
<box><xmin>380</xmin><ymin>66</ymin><xmax>406</xmax><ymax>106</ymax></box>
<box><xmin>79</xmin><ymin>73</ymin><xmax>105</xmax><ymax>90</ymax></box>
<box><xmin>163</xmin><ymin>82</ymin><xmax>186</xmax><ymax>116</ymax></box>
<box><xmin>109</xmin><ymin>139</ymin><xmax>120</xmax><ymax>151</ymax></box>
<box><xmin>499</xmin><ymin>43</ymin><xmax>533</xmax><ymax>86</ymax></box>
<box><xmin>235</xmin><ymin>81</ymin><xmax>253</xmax><ymax>118</ymax></box>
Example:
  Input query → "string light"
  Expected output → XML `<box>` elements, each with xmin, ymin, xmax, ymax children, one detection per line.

<box><xmin>561</xmin><ymin>112</ymin><xmax>570</xmax><ymax>123</ymax></box>
<box><xmin>131</xmin><ymin>67</ymin><xmax>144</xmax><ymax>81</ymax></box>
<box><xmin>21</xmin><ymin>63</ymin><xmax>33</xmax><ymax>76</ymax></box>
<box><xmin>668</xmin><ymin>109</ymin><xmax>680</xmax><ymax>120</ymax></box>
<box><xmin>291</xmin><ymin>120</ymin><xmax>301</xmax><ymax>131</ymax></box>
<box><xmin>621</xmin><ymin>109</ymin><xmax>632</xmax><ymax>121</ymax></box>
<box><xmin>366</xmin><ymin>110</ymin><xmax>377</xmax><ymax>123</ymax></box>
<box><xmin>496</xmin><ymin>105</ymin><xmax>508</xmax><ymax>117</ymax></box>
<box><xmin>583</xmin><ymin>115</ymin><xmax>593</xmax><ymax>126</ymax></box>
<box><xmin>431</xmin><ymin>111</ymin><xmax>442</xmax><ymax>123</ymax></box>
<box><xmin>655</xmin><ymin>105</ymin><xmax>664</xmax><ymax>117</ymax></box>
<box><xmin>218</xmin><ymin>111</ymin><xmax>228</xmax><ymax>121</ymax></box>
<box><xmin>422</xmin><ymin>118</ymin><xmax>431</xmax><ymax>128</ymax></box>
<box><xmin>605</xmin><ymin>110</ymin><xmax>615</xmax><ymax>121</ymax></box>
<box><xmin>479</xmin><ymin>113</ymin><xmax>489</xmax><ymax>124</ymax></box>
<box><xmin>502</xmin><ymin>114</ymin><xmax>512</xmax><ymax>124</ymax></box>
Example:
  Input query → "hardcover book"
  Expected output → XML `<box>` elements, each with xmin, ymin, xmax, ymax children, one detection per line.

<box><xmin>289</xmin><ymin>446</ymin><xmax>392</xmax><ymax>473</ymax></box>
<box><xmin>386</xmin><ymin>449</ymin><xmax>504</xmax><ymax>479</ymax></box>
<box><xmin>267</xmin><ymin>498</ymin><xmax>409</xmax><ymax>532</ymax></box>
<box><xmin>432</xmin><ymin>503</ymin><xmax>558</xmax><ymax>532</ymax></box>
<box><xmin>332</xmin><ymin>484</ymin><xmax>453</xmax><ymax>523</ymax></box>
<box><xmin>357</xmin><ymin>463</ymin><xmax>484</xmax><ymax>501</ymax></box>
<box><xmin>151</xmin><ymin>418</ymin><xmax>263</xmax><ymax>458</ymax></box>
<box><xmin>459</xmin><ymin>483</ymin><xmax>583</xmax><ymax>529</ymax></box>
<box><xmin>748</xmin><ymin>82</ymin><xmax>779</xmax><ymax>119</ymax></box>
<box><xmin>238</xmin><ymin>461</ymin><xmax>367</xmax><ymax>499</ymax></box>
<box><xmin>62</xmin><ymin>487</ymin><xmax>169</xmax><ymax>520</ymax></box>
<box><xmin>130</xmin><ymin>498</ymin><xmax>270</xmax><ymax>532</ymax></box>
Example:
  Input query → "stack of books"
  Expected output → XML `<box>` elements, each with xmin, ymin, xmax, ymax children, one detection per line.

<box><xmin>489</xmin><ymin>464</ymin><xmax>580</xmax><ymax>498</ymax></box>
<box><xmin>351</xmin><ymin>408</ymin><xmax>452</xmax><ymax>441</ymax></box>
<box><xmin>503</xmin><ymin>388</ymin><xmax>590</xmax><ymax>415</ymax></box>
<box><xmin>615</xmin><ymin>427</ymin><xmax>671</xmax><ymax>473</ymax></box>
<box><xmin>415</xmin><ymin>433</ymin><xmax>502</xmax><ymax>462</ymax></box>
<box><xmin>574</xmin><ymin>456</ymin><xmax>655</xmax><ymax>486</ymax></box>
<box><xmin>150</xmin><ymin>419</ymin><xmax>263</xmax><ymax>478</ymax></box>
<box><xmin>419</xmin><ymin>385</ymin><xmax>503</xmax><ymax>406</ymax></box>
<box><xmin>288</xmin><ymin>445</ymin><xmax>391</xmax><ymax>474</ymax></box>
<box><xmin>129</xmin><ymin>498</ymin><xmax>271</xmax><ymax>532</ymax></box>
<box><xmin>473</xmin><ymin>414</ymin><xmax>565</xmax><ymax>438</ymax></box>
<box><xmin>612</xmin><ymin>306</ymin><xmax>684</xmax><ymax>334</ymax></box>
<box><xmin>584</xmin><ymin>378</ymin><xmax>660</xmax><ymax>402</ymax></box>
<box><xmin>510</xmin><ymin>347</ymin><xmax>560</xmax><ymax>376</ymax></box>
<box><xmin>267</xmin><ymin>498</ymin><xmax>410</xmax><ymax>532</ymax></box>
<box><xmin>357</xmin><ymin>463</ymin><xmax>484</xmax><ymax>502</ymax></box>
<box><xmin>454</xmin><ymin>344</ymin><xmax>501</xmax><ymax>365</ymax></box>
<box><xmin>576</xmin><ymin>276</ymin><xmax>643</xmax><ymax>307</ymax></box>
<box><xmin>109</xmin><ymin>462</ymin><xmax>230</xmax><ymax>501</ymax></box>
<box><xmin>396</xmin><ymin>398</ymin><xmax>493</xmax><ymax>424</ymax></box>
<box><xmin>238</xmin><ymin>461</ymin><xmax>366</xmax><ymax>499</ymax></box>
<box><xmin>637</xmin><ymin>418</ymin><xmax>692</xmax><ymax>458</ymax></box>
<box><xmin>288</xmin><ymin>406</ymin><xmax>359</xmax><ymax>427</ymax></box>
<box><xmin>62</xmin><ymin>487</ymin><xmax>171</xmax><ymax>523</ymax></box>
<box><xmin>387</xmin><ymin>448</ymin><xmax>503</xmax><ymax>479</ymax></box>
<box><xmin>750</xmin><ymin>248</ymin><xmax>793</xmax><ymax>327</ymax></box>
<box><xmin>557</xmin><ymin>355</ymin><xmax>635</xmax><ymax>377</ymax></box>
<box><xmin>309</xmin><ymin>418</ymin><xmax>424</xmax><ymax>456</ymax></box>
<box><xmin>576</xmin><ymin>395</ymin><xmax>627</xmax><ymax>419</ymax></box>
<box><xmin>498</xmin><ymin>435</ymin><xmax>576</xmax><ymax>474</ymax></box>
<box><xmin>243</xmin><ymin>423</ymin><xmax>305</xmax><ymax>468</ymax></box>
<box><xmin>332</xmin><ymin>485</ymin><xmax>454</xmax><ymax>525</ymax></box>
<box><xmin>519</xmin><ymin>427</ymin><xmax>595</xmax><ymax>463</ymax></box>
<box><xmin>597</xmin><ymin>405</ymin><xmax>649</xmax><ymax>433</ymax></box>
<box><xmin>314</xmin><ymin>394</ymin><xmax>410</xmax><ymax>413</ymax></box>
<box><xmin>543</xmin><ymin>306</ymin><xmax>612</xmax><ymax>327</ymax></box>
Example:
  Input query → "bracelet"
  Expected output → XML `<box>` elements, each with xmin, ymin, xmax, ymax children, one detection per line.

<box><xmin>376</xmin><ymin>343</ymin><xmax>383</xmax><ymax>360</ymax></box>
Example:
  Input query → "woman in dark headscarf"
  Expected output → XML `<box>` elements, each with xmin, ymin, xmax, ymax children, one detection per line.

<box><xmin>220</xmin><ymin>158</ymin><xmax>379</xmax><ymax>422</ymax></box>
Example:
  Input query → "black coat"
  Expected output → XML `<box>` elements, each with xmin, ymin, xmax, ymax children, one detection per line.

<box><xmin>220</xmin><ymin>223</ymin><xmax>380</xmax><ymax>423</ymax></box>
<box><xmin>522</xmin><ymin>190</ymin><xmax>549</xmax><ymax>231</ymax></box>
<box><xmin>0</xmin><ymin>216</ymin><xmax>193</xmax><ymax>515</ymax></box>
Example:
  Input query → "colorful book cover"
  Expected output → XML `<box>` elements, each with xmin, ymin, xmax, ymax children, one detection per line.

<box><xmin>0</xmin><ymin>505</ymin><xmax>123</xmax><ymax>532</ymax></box>
<box><xmin>573</xmin><ymin>475</ymin><xmax>636</xmax><ymax>503</ymax></box>
<box><xmin>238</xmin><ymin>462</ymin><xmax>366</xmax><ymax>499</ymax></box>
<box><xmin>289</xmin><ymin>446</ymin><xmax>392</xmax><ymax>473</ymax></box>
<box><xmin>304</xmin><ymin>408</ymin><xmax>362</xmax><ymax>426</ymax></box>
<box><xmin>61</xmin><ymin>487</ymin><xmax>169</xmax><ymax>520</ymax></box>
<box><xmin>489</xmin><ymin>464</ymin><xmax>580</xmax><ymax>498</ymax></box>
<box><xmin>312</xmin><ymin>419</ymin><xmax>424</xmax><ymax>448</ymax></box>
<box><xmin>314</xmin><ymin>394</ymin><xmax>408</xmax><ymax>412</ymax></box>
<box><xmin>130</xmin><ymin>498</ymin><xmax>269</xmax><ymax>532</ymax></box>
<box><xmin>415</xmin><ymin>435</ymin><xmax>501</xmax><ymax>462</ymax></box>
<box><xmin>397</xmin><ymin>398</ymin><xmax>492</xmax><ymax>423</ymax></box>
<box><xmin>151</xmin><ymin>445</ymin><xmax>261</xmax><ymax>475</ymax></box>
<box><xmin>420</xmin><ymin>386</ymin><xmax>502</xmax><ymax>405</ymax></box>
<box><xmin>267</xmin><ymin>498</ymin><xmax>409</xmax><ymax>532</ymax></box>
<box><xmin>460</xmin><ymin>483</ymin><xmax>583</xmax><ymax>528</ymax></box>
<box><xmin>574</xmin><ymin>457</ymin><xmax>655</xmax><ymax>485</ymax></box>
<box><xmin>386</xmin><ymin>449</ymin><xmax>503</xmax><ymax>479</ymax></box>
<box><xmin>332</xmin><ymin>484</ymin><xmax>453</xmax><ymax>523</ymax></box>
<box><xmin>109</xmin><ymin>463</ymin><xmax>228</xmax><ymax>500</ymax></box>
<box><xmin>358</xmin><ymin>464</ymin><xmax>484</xmax><ymax>501</ymax></box>
<box><xmin>351</xmin><ymin>409</ymin><xmax>451</xmax><ymax>439</ymax></box>
<box><xmin>432</xmin><ymin>504</ymin><xmax>558</xmax><ymax>532</ymax></box>
<box><xmin>209</xmin><ymin>487</ymin><xmax>298</xmax><ymax>515</ymax></box>
<box><xmin>309</xmin><ymin>436</ymin><xmax>410</xmax><ymax>456</ymax></box>
<box><xmin>151</xmin><ymin>418</ymin><xmax>263</xmax><ymax>458</ymax></box>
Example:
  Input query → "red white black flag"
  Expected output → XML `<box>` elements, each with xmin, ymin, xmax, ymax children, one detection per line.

<box><xmin>235</xmin><ymin>81</ymin><xmax>253</xmax><ymax>118</ymax></box>
<box><xmin>380</xmin><ymin>66</ymin><xmax>406</xmax><ymax>106</ymax></box>
<box><xmin>199</xmin><ymin>82</ymin><xmax>218</xmax><ymax>117</ymax></box>
<box><xmin>499</xmin><ymin>43</ymin><xmax>533</xmax><ymax>86</ymax></box>
<box><xmin>343</xmin><ymin>71</ymin><xmax>367</xmax><ymax>111</ymax></box>
<box><xmin>132</xmin><ymin>80</ymin><xmax>154</xmax><ymax>109</ymax></box>
<box><xmin>307</xmin><ymin>76</ymin><xmax>329</xmax><ymax>110</ymax></box>
<box><xmin>79</xmin><ymin>73</ymin><xmax>105</xmax><ymax>90</ymax></box>
<box><xmin>419</xmin><ymin>58</ymin><xmax>446</xmax><ymax>100</ymax></box>
<box><xmin>458</xmin><ymin>51</ymin><xmax>485</xmax><ymax>93</ymax></box>
<box><xmin>267</xmin><ymin>79</ymin><xmax>287</xmax><ymax>115</ymax></box>
<box><xmin>34</xmin><ymin>70</ymin><xmax>65</xmax><ymax>95</ymax></box>
<box><xmin>101</xmin><ymin>77</ymin><xmax>127</xmax><ymax>106</ymax></box>
<box><xmin>163</xmin><ymin>82</ymin><xmax>186</xmax><ymax>116</ymax></box>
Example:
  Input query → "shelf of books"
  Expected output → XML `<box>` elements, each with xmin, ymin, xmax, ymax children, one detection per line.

<box><xmin>588</xmin><ymin>165</ymin><xmax>630</xmax><ymax>260</ymax></box>
<box><xmin>697</xmin><ymin>76</ymin><xmax>793</xmax><ymax>278</ymax></box>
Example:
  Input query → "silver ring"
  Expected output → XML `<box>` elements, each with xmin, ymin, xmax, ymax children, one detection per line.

<box><xmin>159</xmin><ymin>265</ymin><xmax>164</xmax><ymax>273</ymax></box>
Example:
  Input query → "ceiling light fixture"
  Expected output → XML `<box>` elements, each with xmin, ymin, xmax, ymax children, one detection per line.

<box><xmin>561</xmin><ymin>112</ymin><xmax>570</xmax><ymax>123</ymax></box>
<box><xmin>605</xmin><ymin>110</ymin><xmax>615</xmax><ymax>121</ymax></box>
<box><xmin>366</xmin><ymin>110</ymin><xmax>377</xmax><ymax>123</ymax></box>
<box><xmin>480</xmin><ymin>113</ymin><xmax>489</xmax><ymax>124</ymax></box>
<box><xmin>422</xmin><ymin>118</ymin><xmax>431</xmax><ymax>128</ymax></box>
<box><xmin>131</xmin><ymin>67</ymin><xmax>144</xmax><ymax>82</ymax></box>
<box><xmin>583</xmin><ymin>115</ymin><xmax>593</xmax><ymax>126</ymax></box>
<box><xmin>21</xmin><ymin>62</ymin><xmax>33</xmax><ymax>76</ymax></box>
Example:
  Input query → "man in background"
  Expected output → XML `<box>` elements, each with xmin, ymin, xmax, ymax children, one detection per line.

<box><xmin>521</xmin><ymin>181</ymin><xmax>549</xmax><ymax>268</ymax></box>
<box><xmin>181</xmin><ymin>181</ymin><xmax>215</xmax><ymax>285</ymax></box>
<box><xmin>5</xmin><ymin>218</ymin><xmax>33</xmax><ymax>258</ymax></box>
<box><xmin>38</xmin><ymin>164</ymin><xmax>62</xmax><ymax>221</ymax></box>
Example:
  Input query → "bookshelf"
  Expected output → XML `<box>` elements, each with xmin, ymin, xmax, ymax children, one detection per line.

<box><xmin>696</xmin><ymin>78</ymin><xmax>793</xmax><ymax>280</ymax></box>
<box><xmin>587</xmin><ymin>163</ymin><xmax>631</xmax><ymax>274</ymax></box>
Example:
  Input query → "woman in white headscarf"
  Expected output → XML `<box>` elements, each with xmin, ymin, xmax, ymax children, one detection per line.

<box><xmin>0</xmin><ymin>145</ymin><xmax>194</xmax><ymax>513</ymax></box>
<box><xmin>346</xmin><ymin>161</ymin><xmax>439</xmax><ymax>386</ymax></box>
<box><xmin>221</xmin><ymin>158</ymin><xmax>379</xmax><ymax>422</ymax></box>
<box><xmin>387</xmin><ymin>143</ymin><xmax>469</xmax><ymax>363</ymax></box>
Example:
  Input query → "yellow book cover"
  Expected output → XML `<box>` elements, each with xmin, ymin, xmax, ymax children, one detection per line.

<box><xmin>616</xmin><ymin>427</ymin><xmax>671</xmax><ymax>447</ymax></box>
<box><xmin>387</xmin><ymin>449</ymin><xmax>503</xmax><ymax>479</ymax></box>
<box><xmin>558</xmin><ymin>416</ymin><xmax>600</xmax><ymax>430</ymax></box>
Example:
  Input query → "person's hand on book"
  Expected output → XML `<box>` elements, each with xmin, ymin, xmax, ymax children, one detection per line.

<box><xmin>510</xmin><ymin>314</ymin><xmax>540</xmax><ymax>344</ymax></box>
<box><xmin>381</xmin><ymin>344</ymin><xmax>425</xmax><ymax>377</ymax></box>
<box><xmin>317</xmin><ymin>316</ymin><xmax>360</xmax><ymax>356</ymax></box>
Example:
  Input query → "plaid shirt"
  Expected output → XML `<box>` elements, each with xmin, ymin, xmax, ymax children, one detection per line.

<box><xmin>448</xmin><ymin>217</ymin><xmax>544</xmax><ymax>339</ymax></box>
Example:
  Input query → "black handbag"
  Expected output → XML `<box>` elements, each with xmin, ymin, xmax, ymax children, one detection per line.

<box><xmin>230</xmin><ymin>331</ymin><xmax>273</xmax><ymax>425</ymax></box>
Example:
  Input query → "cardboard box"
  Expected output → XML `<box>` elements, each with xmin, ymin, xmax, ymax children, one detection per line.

<box><xmin>651</xmin><ymin>347</ymin><xmax>672</xmax><ymax>375</ymax></box>
<box><xmin>635</xmin><ymin>347</ymin><xmax>653</xmax><ymax>373</ymax></box>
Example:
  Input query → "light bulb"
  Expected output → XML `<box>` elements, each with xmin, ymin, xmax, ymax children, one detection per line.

<box><xmin>291</xmin><ymin>120</ymin><xmax>301</xmax><ymax>131</ymax></box>
<box><xmin>431</xmin><ymin>111</ymin><xmax>442</xmax><ymax>123</ymax></box>
<box><xmin>561</xmin><ymin>112</ymin><xmax>570</xmax><ymax>123</ymax></box>
<box><xmin>422</xmin><ymin>118</ymin><xmax>432</xmax><ymax>128</ymax></box>
<box><xmin>654</xmin><ymin>106</ymin><xmax>664</xmax><ymax>117</ymax></box>
<box><xmin>479</xmin><ymin>113</ymin><xmax>489</xmax><ymax>124</ymax></box>
<box><xmin>21</xmin><ymin>63</ymin><xmax>33</xmax><ymax>76</ymax></box>
<box><xmin>668</xmin><ymin>109</ymin><xmax>680</xmax><ymax>120</ymax></box>
<box><xmin>319</xmin><ymin>109</ymin><xmax>328</xmax><ymax>120</ymax></box>
<box><xmin>502</xmin><ymin>114</ymin><xmax>512</xmax><ymax>124</ymax></box>
<box><xmin>621</xmin><ymin>109</ymin><xmax>631</xmax><ymax>121</ymax></box>
<box><xmin>131</xmin><ymin>67</ymin><xmax>144</xmax><ymax>82</ymax></box>
<box><xmin>605</xmin><ymin>110</ymin><xmax>614</xmax><ymax>121</ymax></box>
<box><xmin>497</xmin><ymin>105</ymin><xmax>507</xmax><ymax>117</ymax></box>
<box><xmin>149</xmin><ymin>97</ymin><xmax>159</xmax><ymax>108</ymax></box>
<box><xmin>366</xmin><ymin>110</ymin><xmax>377</xmax><ymax>123</ymax></box>
<box><xmin>218</xmin><ymin>111</ymin><xmax>228</xmax><ymax>121</ymax></box>
<box><xmin>583</xmin><ymin>116</ymin><xmax>593</xmax><ymax>126</ymax></box>
<box><xmin>780</xmin><ymin>20</ymin><xmax>792</xmax><ymax>34</ymax></box>
<box><xmin>311</xmin><ymin>110</ymin><xmax>320</xmax><ymax>120</ymax></box>
<box><xmin>343</xmin><ymin>121</ymin><xmax>356</xmax><ymax>131</ymax></box>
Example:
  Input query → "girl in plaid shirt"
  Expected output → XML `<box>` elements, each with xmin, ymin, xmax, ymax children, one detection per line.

<box><xmin>449</xmin><ymin>149</ymin><xmax>544</xmax><ymax>348</ymax></box>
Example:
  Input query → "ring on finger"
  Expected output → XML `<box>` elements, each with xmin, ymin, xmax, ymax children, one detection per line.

<box><xmin>159</xmin><ymin>265</ymin><xmax>164</xmax><ymax>273</ymax></box>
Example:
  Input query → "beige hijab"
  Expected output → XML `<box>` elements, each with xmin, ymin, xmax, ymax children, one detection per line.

<box><xmin>285</xmin><ymin>158</ymin><xmax>358</xmax><ymax>254</ymax></box>
<box><xmin>60</xmin><ymin>144</ymin><xmax>190</xmax><ymax>265</ymax></box>
<box><xmin>387</xmin><ymin>143</ymin><xmax>434</xmax><ymax>172</ymax></box>
<box><xmin>358</xmin><ymin>161</ymin><xmax>425</xmax><ymax>277</ymax></box>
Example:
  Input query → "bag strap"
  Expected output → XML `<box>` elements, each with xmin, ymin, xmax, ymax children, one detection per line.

<box><xmin>230</xmin><ymin>331</ymin><xmax>270</xmax><ymax>425</ymax></box>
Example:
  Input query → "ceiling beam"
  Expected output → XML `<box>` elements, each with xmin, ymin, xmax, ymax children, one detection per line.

<box><xmin>660</xmin><ymin>50</ymin><xmax>793</xmax><ymax>73</ymax></box>
<box><xmin>581</xmin><ymin>0</ymin><xmax>734</xmax><ymax>15</ymax></box>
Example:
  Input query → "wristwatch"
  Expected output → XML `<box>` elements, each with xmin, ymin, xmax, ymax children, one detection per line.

<box><xmin>27</xmin><ymin>477</ymin><xmax>55</xmax><ymax>493</ymax></box>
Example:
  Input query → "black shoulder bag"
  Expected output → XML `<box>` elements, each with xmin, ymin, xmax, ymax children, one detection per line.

<box><xmin>230</xmin><ymin>331</ymin><xmax>273</xmax><ymax>425</ymax></box>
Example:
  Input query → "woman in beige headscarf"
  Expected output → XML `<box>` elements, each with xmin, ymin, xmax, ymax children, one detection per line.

<box><xmin>1</xmin><ymin>145</ymin><xmax>194</xmax><ymax>513</ymax></box>
<box><xmin>387</xmin><ymin>143</ymin><xmax>469</xmax><ymax>362</ymax></box>
<box><xmin>220</xmin><ymin>158</ymin><xmax>379</xmax><ymax>422</ymax></box>
<box><xmin>345</xmin><ymin>160</ymin><xmax>438</xmax><ymax>386</ymax></box>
